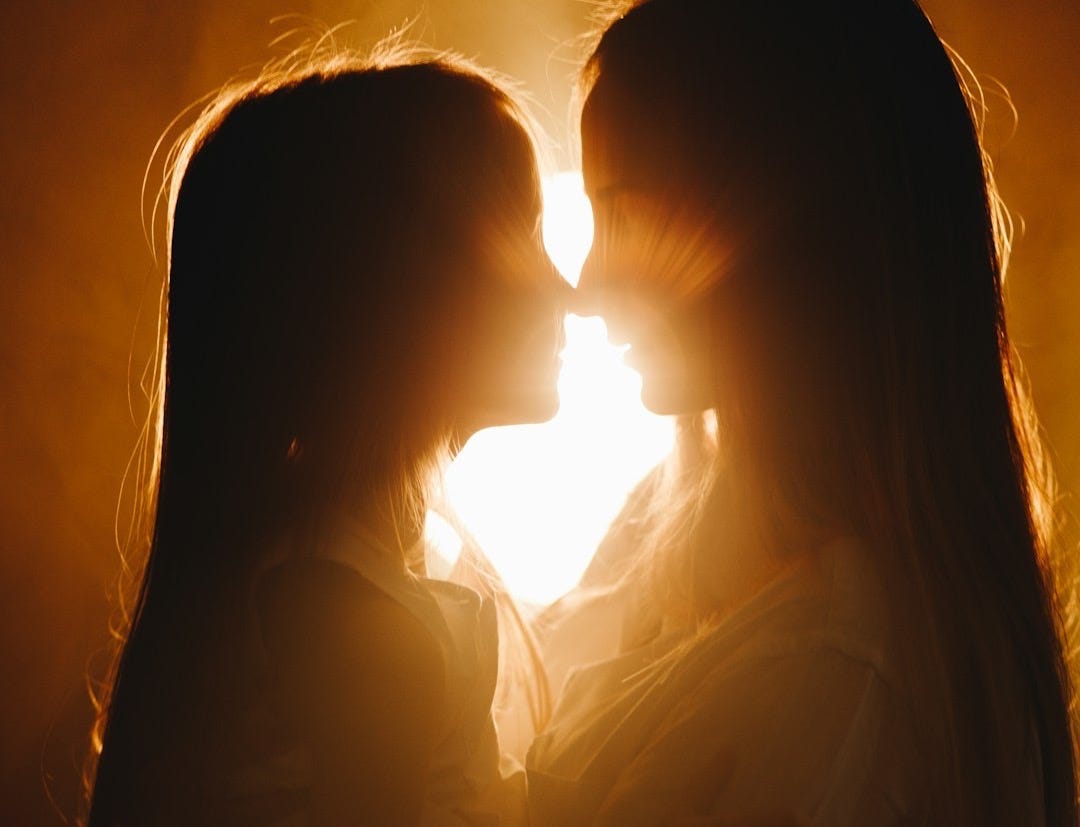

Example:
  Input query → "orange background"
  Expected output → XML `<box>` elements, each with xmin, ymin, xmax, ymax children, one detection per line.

<box><xmin>0</xmin><ymin>2</ymin><xmax>1076</xmax><ymax>822</ymax></box>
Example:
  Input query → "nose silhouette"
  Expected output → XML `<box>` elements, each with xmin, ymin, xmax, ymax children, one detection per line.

<box><xmin>571</xmin><ymin>244</ymin><xmax>606</xmax><ymax>317</ymax></box>
<box><xmin>571</xmin><ymin>284</ymin><xmax>639</xmax><ymax>348</ymax></box>
<box><xmin>571</xmin><ymin>248</ymin><xmax>643</xmax><ymax>347</ymax></box>
<box><xmin>569</xmin><ymin>282</ymin><xmax>602</xmax><ymax>318</ymax></box>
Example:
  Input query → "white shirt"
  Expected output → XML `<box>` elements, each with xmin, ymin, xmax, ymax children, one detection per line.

<box><xmin>527</xmin><ymin>537</ymin><xmax>924</xmax><ymax>826</ymax></box>
<box><xmin>220</xmin><ymin>517</ymin><xmax>526</xmax><ymax>826</ymax></box>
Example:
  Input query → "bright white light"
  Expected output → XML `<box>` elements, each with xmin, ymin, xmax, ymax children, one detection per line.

<box><xmin>541</xmin><ymin>171</ymin><xmax>594</xmax><ymax>287</ymax></box>
<box><xmin>426</xmin><ymin>171</ymin><xmax>675</xmax><ymax>605</ymax></box>
<box><xmin>423</xmin><ymin>510</ymin><xmax>463</xmax><ymax>580</ymax></box>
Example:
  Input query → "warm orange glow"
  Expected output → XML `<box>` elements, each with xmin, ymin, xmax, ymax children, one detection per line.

<box><xmin>426</xmin><ymin>172</ymin><xmax>675</xmax><ymax>605</ymax></box>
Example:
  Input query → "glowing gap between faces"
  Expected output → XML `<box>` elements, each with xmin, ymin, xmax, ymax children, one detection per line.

<box><xmin>425</xmin><ymin>171</ymin><xmax>675</xmax><ymax>606</ymax></box>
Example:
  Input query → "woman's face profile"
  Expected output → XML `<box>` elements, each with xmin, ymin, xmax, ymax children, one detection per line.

<box><xmin>578</xmin><ymin>81</ymin><xmax>729</xmax><ymax>416</ymax></box>
<box><xmin>454</xmin><ymin>185</ymin><xmax>567</xmax><ymax>434</ymax></box>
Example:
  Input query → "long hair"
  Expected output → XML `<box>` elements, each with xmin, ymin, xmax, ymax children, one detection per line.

<box><xmin>583</xmin><ymin>1</ymin><xmax>1076</xmax><ymax>823</ymax></box>
<box><xmin>86</xmin><ymin>42</ymin><xmax>547</xmax><ymax>826</ymax></box>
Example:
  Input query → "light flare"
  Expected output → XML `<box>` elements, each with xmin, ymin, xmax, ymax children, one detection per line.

<box><xmin>426</xmin><ymin>171</ymin><xmax>675</xmax><ymax>605</ymax></box>
<box><xmin>540</xmin><ymin>171</ymin><xmax>595</xmax><ymax>288</ymax></box>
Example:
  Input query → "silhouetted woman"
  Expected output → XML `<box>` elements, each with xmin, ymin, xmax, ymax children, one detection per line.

<box><xmin>528</xmin><ymin>1</ymin><xmax>1077</xmax><ymax>824</ymax></box>
<box><xmin>87</xmin><ymin>47</ymin><xmax>564</xmax><ymax>826</ymax></box>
